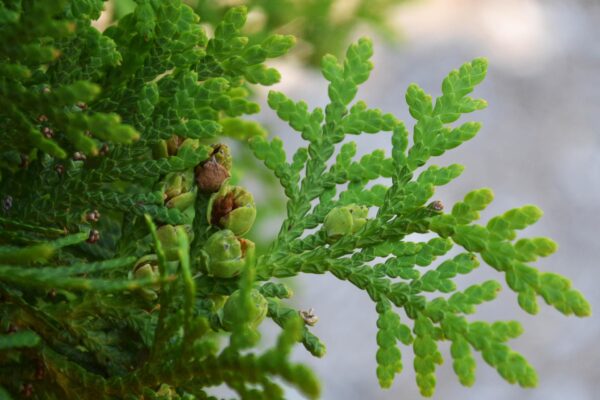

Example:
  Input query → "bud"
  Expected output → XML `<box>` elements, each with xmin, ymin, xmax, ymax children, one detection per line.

<box><xmin>87</xmin><ymin>229</ymin><xmax>100</xmax><ymax>243</ymax></box>
<box><xmin>427</xmin><ymin>200</ymin><xmax>444</xmax><ymax>212</ymax></box>
<box><xmin>34</xmin><ymin>359</ymin><xmax>45</xmax><ymax>380</ymax></box>
<box><xmin>163</xmin><ymin>170</ymin><xmax>196</xmax><ymax>212</ymax></box>
<box><xmin>20</xmin><ymin>383</ymin><xmax>33</xmax><ymax>398</ymax></box>
<box><xmin>203</xmin><ymin>229</ymin><xmax>255</xmax><ymax>278</ymax></box>
<box><xmin>156</xmin><ymin>224</ymin><xmax>186</xmax><ymax>261</ymax></box>
<box><xmin>133</xmin><ymin>255</ymin><xmax>159</xmax><ymax>280</ymax></box>
<box><xmin>164</xmin><ymin>170</ymin><xmax>194</xmax><ymax>197</ymax></box>
<box><xmin>165</xmin><ymin>191</ymin><xmax>195</xmax><ymax>210</ymax></box>
<box><xmin>195</xmin><ymin>158</ymin><xmax>230</xmax><ymax>193</ymax></box>
<box><xmin>221</xmin><ymin>289</ymin><xmax>268</xmax><ymax>331</ymax></box>
<box><xmin>99</xmin><ymin>143</ymin><xmax>109</xmax><ymax>156</ymax></box>
<box><xmin>84</xmin><ymin>209</ymin><xmax>101</xmax><ymax>222</ymax></box>
<box><xmin>166</xmin><ymin>135</ymin><xmax>182</xmax><ymax>155</ymax></box>
<box><xmin>73</xmin><ymin>152</ymin><xmax>86</xmax><ymax>161</ymax></box>
<box><xmin>207</xmin><ymin>185</ymin><xmax>256</xmax><ymax>236</ymax></box>
<box><xmin>323</xmin><ymin>204</ymin><xmax>368</xmax><ymax>240</ymax></box>
<box><xmin>132</xmin><ymin>254</ymin><xmax>160</xmax><ymax>301</ymax></box>
<box><xmin>195</xmin><ymin>144</ymin><xmax>232</xmax><ymax>193</ymax></box>
<box><xmin>300</xmin><ymin>308</ymin><xmax>319</xmax><ymax>326</ymax></box>
<box><xmin>164</xmin><ymin>173</ymin><xmax>183</xmax><ymax>200</ymax></box>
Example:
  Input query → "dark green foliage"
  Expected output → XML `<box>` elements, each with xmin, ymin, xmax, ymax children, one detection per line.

<box><xmin>0</xmin><ymin>1</ymin><xmax>313</xmax><ymax>398</ymax></box>
<box><xmin>0</xmin><ymin>1</ymin><xmax>590</xmax><ymax>399</ymax></box>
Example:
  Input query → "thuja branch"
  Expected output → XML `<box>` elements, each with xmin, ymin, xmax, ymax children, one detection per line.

<box><xmin>0</xmin><ymin>1</ymin><xmax>590</xmax><ymax>399</ymax></box>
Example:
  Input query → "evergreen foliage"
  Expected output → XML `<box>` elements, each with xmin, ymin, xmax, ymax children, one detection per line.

<box><xmin>192</xmin><ymin>0</ymin><xmax>406</xmax><ymax>65</ymax></box>
<box><xmin>0</xmin><ymin>1</ymin><xmax>590</xmax><ymax>399</ymax></box>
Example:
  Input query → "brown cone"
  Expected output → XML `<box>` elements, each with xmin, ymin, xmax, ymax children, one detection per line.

<box><xmin>195</xmin><ymin>158</ymin><xmax>230</xmax><ymax>193</ymax></box>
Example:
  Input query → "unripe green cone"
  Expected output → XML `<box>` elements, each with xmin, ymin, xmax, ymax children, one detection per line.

<box><xmin>207</xmin><ymin>184</ymin><xmax>256</xmax><ymax>236</ymax></box>
<box><xmin>132</xmin><ymin>254</ymin><xmax>159</xmax><ymax>301</ymax></box>
<box><xmin>164</xmin><ymin>173</ymin><xmax>183</xmax><ymax>199</ymax></box>
<box><xmin>203</xmin><ymin>229</ymin><xmax>255</xmax><ymax>278</ymax></box>
<box><xmin>166</xmin><ymin>191</ymin><xmax>196</xmax><ymax>210</ymax></box>
<box><xmin>224</xmin><ymin>204</ymin><xmax>256</xmax><ymax>236</ymax></box>
<box><xmin>156</xmin><ymin>225</ymin><xmax>187</xmax><ymax>261</ymax></box>
<box><xmin>163</xmin><ymin>170</ymin><xmax>195</xmax><ymax>200</ymax></box>
<box><xmin>162</xmin><ymin>169</ymin><xmax>197</xmax><ymax>225</ymax></box>
<box><xmin>221</xmin><ymin>289</ymin><xmax>268</xmax><ymax>331</ymax></box>
<box><xmin>323</xmin><ymin>204</ymin><xmax>368</xmax><ymax>240</ymax></box>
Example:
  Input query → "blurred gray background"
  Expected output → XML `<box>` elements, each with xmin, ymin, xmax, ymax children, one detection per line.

<box><xmin>252</xmin><ymin>0</ymin><xmax>600</xmax><ymax>399</ymax></box>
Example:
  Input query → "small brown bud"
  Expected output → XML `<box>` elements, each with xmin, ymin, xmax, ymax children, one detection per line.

<box><xmin>87</xmin><ymin>229</ymin><xmax>100</xmax><ymax>243</ymax></box>
<box><xmin>42</xmin><ymin>127</ymin><xmax>54</xmax><ymax>138</ymax></box>
<box><xmin>35</xmin><ymin>360</ymin><xmax>45</xmax><ymax>380</ymax></box>
<box><xmin>195</xmin><ymin>158</ymin><xmax>230</xmax><ymax>193</ymax></box>
<box><xmin>208</xmin><ymin>185</ymin><xmax>256</xmax><ymax>236</ymax></box>
<box><xmin>73</xmin><ymin>152</ymin><xmax>86</xmax><ymax>161</ymax></box>
<box><xmin>37</xmin><ymin>114</ymin><xmax>48</xmax><ymax>123</ymax></box>
<box><xmin>76</xmin><ymin>102</ymin><xmax>87</xmax><ymax>110</ymax></box>
<box><xmin>210</xmin><ymin>191</ymin><xmax>235</xmax><ymax>225</ymax></box>
<box><xmin>21</xmin><ymin>383</ymin><xmax>33</xmax><ymax>397</ymax></box>
<box><xmin>300</xmin><ymin>308</ymin><xmax>319</xmax><ymax>326</ymax></box>
<box><xmin>166</xmin><ymin>135</ymin><xmax>183</xmax><ymax>155</ymax></box>
<box><xmin>428</xmin><ymin>200</ymin><xmax>444</xmax><ymax>212</ymax></box>
<box><xmin>85</xmin><ymin>210</ymin><xmax>101</xmax><ymax>222</ymax></box>
<box><xmin>55</xmin><ymin>164</ymin><xmax>64</xmax><ymax>175</ymax></box>
<box><xmin>99</xmin><ymin>143</ymin><xmax>109</xmax><ymax>156</ymax></box>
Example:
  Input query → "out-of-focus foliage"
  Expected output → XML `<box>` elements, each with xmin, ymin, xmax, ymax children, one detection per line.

<box><xmin>188</xmin><ymin>0</ymin><xmax>405</xmax><ymax>65</ymax></box>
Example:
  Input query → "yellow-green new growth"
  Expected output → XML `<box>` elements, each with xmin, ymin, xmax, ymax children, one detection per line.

<box><xmin>207</xmin><ymin>184</ymin><xmax>257</xmax><ymax>236</ymax></box>
<box><xmin>132</xmin><ymin>254</ymin><xmax>160</xmax><ymax>301</ymax></box>
<box><xmin>203</xmin><ymin>229</ymin><xmax>255</xmax><ymax>278</ymax></box>
<box><xmin>221</xmin><ymin>289</ymin><xmax>268</xmax><ymax>331</ymax></box>
<box><xmin>323</xmin><ymin>204</ymin><xmax>368</xmax><ymax>240</ymax></box>
<box><xmin>250</xmin><ymin>36</ymin><xmax>590</xmax><ymax>398</ymax></box>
